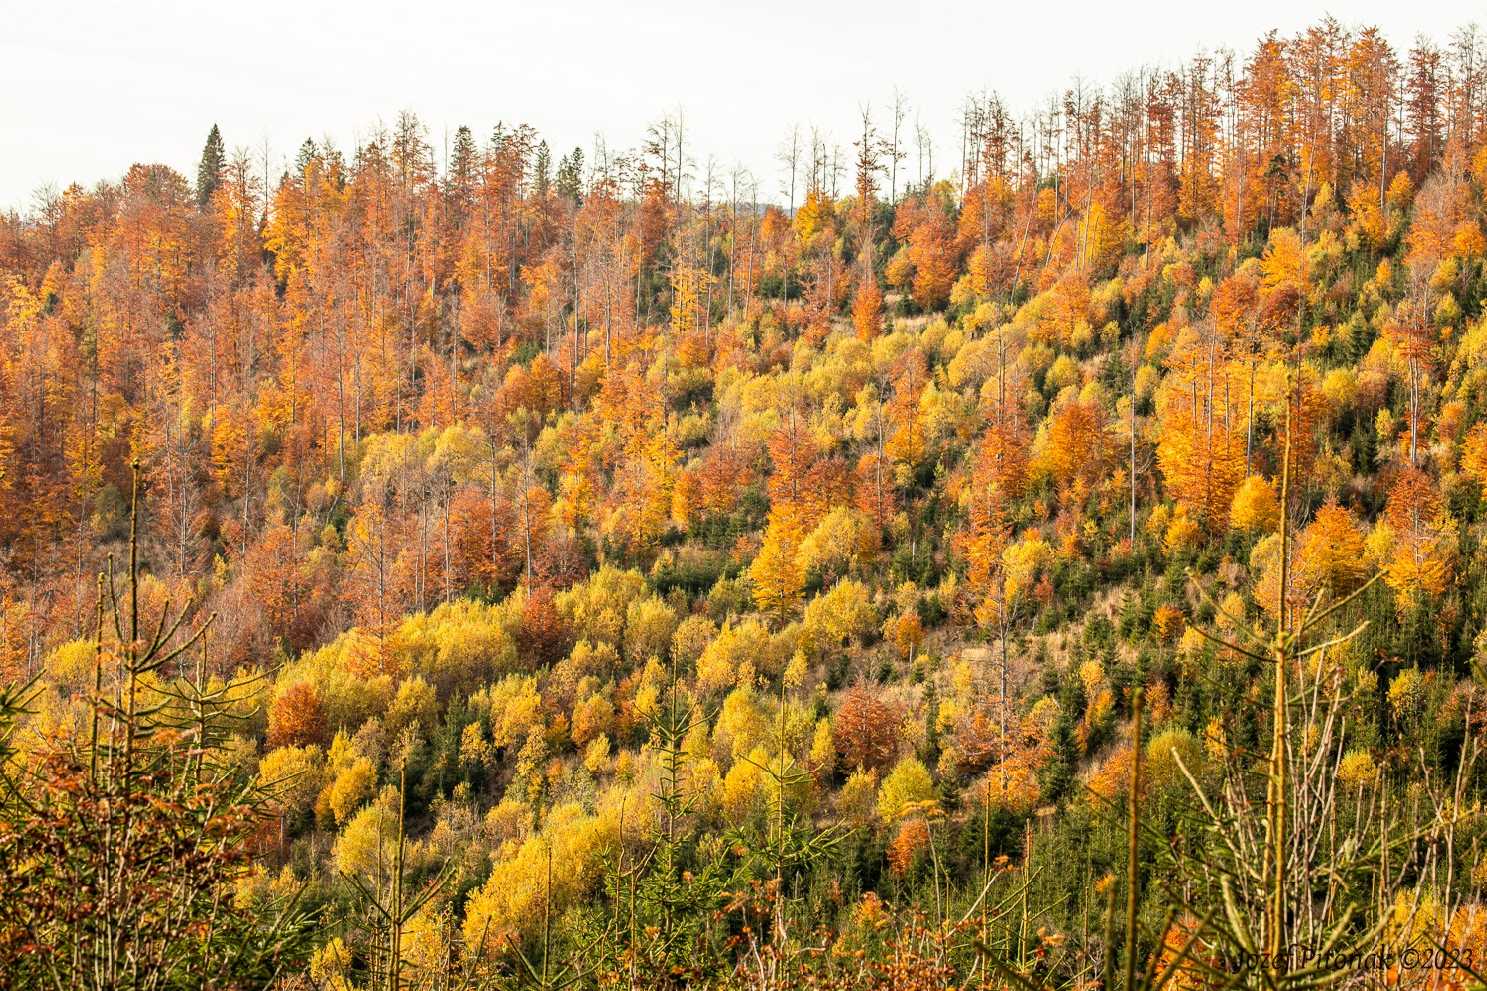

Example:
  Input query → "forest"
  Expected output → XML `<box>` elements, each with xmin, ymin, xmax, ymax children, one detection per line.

<box><xmin>3</xmin><ymin>15</ymin><xmax>1487</xmax><ymax>990</ymax></box>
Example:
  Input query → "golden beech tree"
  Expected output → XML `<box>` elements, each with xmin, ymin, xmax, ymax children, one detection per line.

<box><xmin>751</xmin><ymin>503</ymin><xmax>807</xmax><ymax>618</ymax></box>
<box><xmin>1230</xmin><ymin>475</ymin><xmax>1280</xmax><ymax>534</ymax></box>
<box><xmin>1463</xmin><ymin>422</ymin><xmax>1487</xmax><ymax>488</ymax></box>
<box><xmin>1295</xmin><ymin>501</ymin><xmax>1368</xmax><ymax>596</ymax></box>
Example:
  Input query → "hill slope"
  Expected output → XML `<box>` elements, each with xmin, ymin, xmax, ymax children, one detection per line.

<box><xmin>4</xmin><ymin>17</ymin><xmax>1487</xmax><ymax>988</ymax></box>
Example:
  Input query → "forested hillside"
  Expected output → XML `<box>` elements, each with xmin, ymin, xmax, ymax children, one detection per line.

<box><xmin>5</xmin><ymin>17</ymin><xmax>1487</xmax><ymax>989</ymax></box>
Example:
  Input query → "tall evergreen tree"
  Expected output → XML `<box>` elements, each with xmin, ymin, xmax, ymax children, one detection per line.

<box><xmin>196</xmin><ymin>124</ymin><xmax>226</xmax><ymax>208</ymax></box>
<box><xmin>532</xmin><ymin>140</ymin><xmax>551</xmax><ymax>198</ymax></box>
<box><xmin>446</xmin><ymin>125</ymin><xmax>478</xmax><ymax>223</ymax></box>
<box><xmin>294</xmin><ymin>137</ymin><xmax>319</xmax><ymax>176</ymax></box>
<box><xmin>556</xmin><ymin>147</ymin><xmax>584</xmax><ymax>203</ymax></box>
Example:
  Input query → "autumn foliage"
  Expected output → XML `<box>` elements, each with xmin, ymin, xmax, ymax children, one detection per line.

<box><xmin>3</xmin><ymin>15</ymin><xmax>1487</xmax><ymax>989</ymax></box>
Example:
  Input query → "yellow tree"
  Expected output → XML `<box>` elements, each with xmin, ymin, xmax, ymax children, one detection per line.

<box><xmin>751</xmin><ymin>503</ymin><xmax>807</xmax><ymax>619</ymax></box>
<box><xmin>1295</xmin><ymin>501</ymin><xmax>1368</xmax><ymax>596</ymax></box>
<box><xmin>1462</xmin><ymin>422</ymin><xmax>1487</xmax><ymax>488</ymax></box>
<box><xmin>1155</xmin><ymin>377</ymin><xmax>1246</xmax><ymax>534</ymax></box>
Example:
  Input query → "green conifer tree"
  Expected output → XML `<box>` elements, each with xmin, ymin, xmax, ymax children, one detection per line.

<box><xmin>196</xmin><ymin>124</ymin><xmax>226</xmax><ymax>208</ymax></box>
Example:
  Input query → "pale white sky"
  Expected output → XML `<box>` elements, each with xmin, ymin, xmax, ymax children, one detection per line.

<box><xmin>0</xmin><ymin>0</ymin><xmax>1475</xmax><ymax>211</ymax></box>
